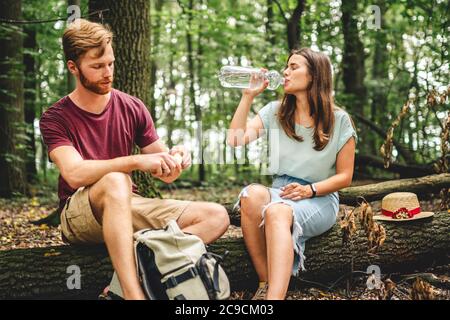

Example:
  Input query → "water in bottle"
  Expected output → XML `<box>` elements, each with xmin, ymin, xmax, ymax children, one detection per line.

<box><xmin>218</xmin><ymin>66</ymin><xmax>284</xmax><ymax>90</ymax></box>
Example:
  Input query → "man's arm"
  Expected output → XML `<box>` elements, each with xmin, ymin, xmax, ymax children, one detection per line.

<box><xmin>50</xmin><ymin>145</ymin><xmax>176</xmax><ymax>189</ymax></box>
<box><xmin>140</xmin><ymin>139</ymin><xmax>169</xmax><ymax>154</ymax></box>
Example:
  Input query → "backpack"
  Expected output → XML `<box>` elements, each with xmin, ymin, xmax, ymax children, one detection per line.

<box><xmin>108</xmin><ymin>220</ymin><xmax>230</xmax><ymax>300</ymax></box>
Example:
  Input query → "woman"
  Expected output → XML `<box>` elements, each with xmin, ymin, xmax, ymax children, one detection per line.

<box><xmin>227</xmin><ymin>48</ymin><xmax>357</xmax><ymax>300</ymax></box>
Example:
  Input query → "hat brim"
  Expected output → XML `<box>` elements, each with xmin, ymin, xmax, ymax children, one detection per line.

<box><xmin>373</xmin><ymin>212</ymin><xmax>434</xmax><ymax>222</ymax></box>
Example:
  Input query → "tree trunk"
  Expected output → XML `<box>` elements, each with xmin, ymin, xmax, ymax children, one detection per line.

<box><xmin>341</xmin><ymin>0</ymin><xmax>367</xmax><ymax>116</ymax></box>
<box><xmin>185</xmin><ymin>0</ymin><xmax>205</xmax><ymax>182</ymax></box>
<box><xmin>149</xmin><ymin>0</ymin><xmax>163</xmax><ymax>123</ymax></box>
<box><xmin>338</xmin><ymin>173</ymin><xmax>450</xmax><ymax>205</ymax></box>
<box><xmin>0</xmin><ymin>0</ymin><xmax>27</xmax><ymax>197</ymax></box>
<box><xmin>288</xmin><ymin>0</ymin><xmax>305</xmax><ymax>50</ymax></box>
<box><xmin>23</xmin><ymin>25</ymin><xmax>38</xmax><ymax>184</ymax></box>
<box><xmin>266</xmin><ymin>0</ymin><xmax>276</xmax><ymax>46</ymax></box>
<box><xmin>1</xmin><ymin>211</ymin><xmax>448</xmax><ymax>299</ymax></box>
<box><xmin>369</xmin><ymin>0</ymin><xmax>389</xmax><ymax>156</ymax></box>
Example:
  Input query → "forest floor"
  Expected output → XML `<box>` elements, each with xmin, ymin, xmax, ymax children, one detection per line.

<box><xmin>0</xmin><ymin>181</ymin><xmax>449</xmax><ymax>300</ymax></box>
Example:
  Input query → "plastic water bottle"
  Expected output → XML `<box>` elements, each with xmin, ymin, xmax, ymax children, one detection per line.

<box><xmin>218</xmin><ymin>66</ymin><xmax>284</xmax><ymax>90</ymax></box>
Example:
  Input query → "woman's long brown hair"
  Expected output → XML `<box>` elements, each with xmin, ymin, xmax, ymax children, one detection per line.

<box><xmin>278</xmin><ymin>48</ymin><xmax>337</xmax><ymax>151</ymax></box>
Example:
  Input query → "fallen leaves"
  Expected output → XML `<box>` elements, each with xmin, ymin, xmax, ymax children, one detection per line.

<box><xmin>358</xmin><ymin>201</ymin><xmax>386</xmax><ymax>254</ymax></box>
<box><xmin>0</xmin><ymin>197</ymin><xmax>64</xmax><ymax>251</ymax></box>
<box><xmin>339</xmin><ymin>206</ymin><xmax>356</xmax><ymax>244</ymax></box>
<box><xmin>411</xmin><ymin>277</ymin><xmax>435</xmax><ymax>300</ymax></box>
<box><xmin>339</xmin><ymin>200</ymin><xmax>386</xmax><ymax>254</ymax></box>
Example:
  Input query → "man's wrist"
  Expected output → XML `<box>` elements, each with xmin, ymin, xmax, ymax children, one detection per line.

<box><xmin>129</xmin><ymin>154</ymin><xmax>142</xmax><ymax>171</ymax></box>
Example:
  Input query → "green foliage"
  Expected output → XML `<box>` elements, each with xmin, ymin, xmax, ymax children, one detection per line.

<box><xmin>3</xmin><ymin>0</ymin><xmax>448</xmax><ymax>192</ymax></box>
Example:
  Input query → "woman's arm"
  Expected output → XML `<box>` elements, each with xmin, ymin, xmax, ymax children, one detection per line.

<box><xmin>280</xmin><ymin>137</ymin><xmax>356</xmax><ymax>200</ymax></box>
<box><xmin>227</xmin><ymin>72</ymin><xmax>269</xmax><ymax>147</ymax></box>
<box><xmin>314</xmin><ymin>136</ymin><xmax>356</xmax><ymax>196</ymax></box>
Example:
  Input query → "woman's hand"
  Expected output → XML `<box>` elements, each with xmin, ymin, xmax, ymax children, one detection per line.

<box><xmin>242</xmin><ymin>68</ymin><xmax>269</xmax><ymax>99</ymax></box>
<box><xmin>280</xmin><ymin>183</ymin><xmax>313</xmax><ymax>201</ymax></box>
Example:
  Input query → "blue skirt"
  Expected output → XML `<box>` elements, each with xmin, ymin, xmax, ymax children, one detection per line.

<box><xmin>234</xmin><ymin>174</ymin><xmax>339</xmax><ymax>276</ymax></box>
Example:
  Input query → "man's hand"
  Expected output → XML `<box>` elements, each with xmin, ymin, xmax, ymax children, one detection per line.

<box><xmin>135</xmin><ymin>152</ymin><xmax>180</xmax><ymax>177</ymax></box>
<box><xmin>169</xmin><ymin>145</ymin><xmax>191</xmax><ymax>170</ymax></box>
<box><xmin>279</xmin><ymin>183</ymin><xmax>313</xmax><ymax>201</ymax></box>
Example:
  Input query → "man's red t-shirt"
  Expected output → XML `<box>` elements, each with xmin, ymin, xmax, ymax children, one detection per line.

<box><xmin>39</xmin><ymin>89</ymin><xmax>159</xmax><ymax>209</ymax></box>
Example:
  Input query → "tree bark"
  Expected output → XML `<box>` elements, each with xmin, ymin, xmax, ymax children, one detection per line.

<box><xmin>23</xmin><ymin>25</ymin><xmax>38</xmax><ymax>183</ymax></box>
<box><xmin>273</xmin><ymin>0</ymin><xmax>305</xmax><ymax>50</ymax></box>
<box><xmin>266</xmin><ymin>0</ymin><xmax>276</xmax><ymax>46</ymax></box>
<box><xmin>0</xmin><ymin>211</ymin><xmax>448</xmax><ymax>299</ymax></box>
<box><xmin>369</xmin><ymin>0</ymin><xmax>389</xmax><ymax>156</ymax></box>
<box><xmin>149</xmin><ymin>0</ymin><xmax>164</xmax><ymax>123</ymax></box>
<box><xmin>287</xmin><ymin>0</ymin><xmax>305</xmax><ymax>50</ymax></box>
<box><xmin>0</xmin><ymin>0</ymin><xmax>28</xmax><ymax>197</ymax></box>
<box><xmin>341</xmin><ymin>0</ymin><xmax>367</xmax><ymax>116</ymax></box>
<box><xmin>184</xmin><ymin>0</ymin><xmax>205</xmax><ymax>182</ymax></box>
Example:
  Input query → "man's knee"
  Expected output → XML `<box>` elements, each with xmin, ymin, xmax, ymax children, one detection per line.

<box><xmin>91</xmin><ymin>172</ymin><xmax>132</xmax><ymax>208</ymax></box>
<box><xmin>99</xmin><ymin>172</ymin><xmax>131</xmax><ymax>194</ymax></box>
<box><xmin>206</xmin><ymin>203</ymin><xmax>230</xmax><ymax>231</ymax></box>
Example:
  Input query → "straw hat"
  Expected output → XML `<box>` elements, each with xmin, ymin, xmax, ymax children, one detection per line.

<box><xmin>373</xmin><ymin>192</ymin><xmax>434</xmax><ymax>222</ymax></box>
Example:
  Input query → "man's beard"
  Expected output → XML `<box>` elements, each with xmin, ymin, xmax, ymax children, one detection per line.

<box><xmin>78</xmin><ymin>68</ymin><xmax>113</xmax><ymax>95</ymax></box>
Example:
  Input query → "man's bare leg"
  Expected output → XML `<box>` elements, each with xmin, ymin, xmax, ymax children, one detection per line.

<box><xmin>89</xmin><ymin>172</ymin><xmax>146</xmax><ymax>300</ymax></box>
<box><xmin>176</xmin><ymin>202</ymin><xmax>230</xmax><ymax>244</ymax></box>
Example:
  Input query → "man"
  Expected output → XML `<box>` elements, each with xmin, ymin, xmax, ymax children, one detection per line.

<box><xmin>39</xmin><ymin>19</ymin><xmax>229</xmax><ymax>300</ymax></box>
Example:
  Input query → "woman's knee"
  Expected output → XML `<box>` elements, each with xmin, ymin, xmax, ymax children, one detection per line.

<box><xmin>264</xmin><ymin>203</ymin><xmax>293</xmax><ymax>228</ymax></box>
<box><xmin>240</xmin><ymin>184</ymin><xmax>270</xmax><ymax>216</ymax></box>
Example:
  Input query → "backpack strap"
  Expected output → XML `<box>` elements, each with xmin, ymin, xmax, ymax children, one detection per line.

<box><xmin>163</xmin><ymin>267</ymin><xmax>199</xmax><ymax>289</ymax></box>
<box><xmin>204</xmin><ymin>251</ymin><xmax>229</xmax><ymax>293</ymax></box>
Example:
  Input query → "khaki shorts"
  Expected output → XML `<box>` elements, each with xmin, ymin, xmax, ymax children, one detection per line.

<box><xmin>60</xmin><ymin>186</ymin><xmax>192</xmax><ymax>244</ymax></box>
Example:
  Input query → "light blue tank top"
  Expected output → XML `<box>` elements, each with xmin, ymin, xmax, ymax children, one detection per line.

<box><xmin>257</xmin><ymin>101</ymin><xmax>358</xmax><ymax>183</ymax></box>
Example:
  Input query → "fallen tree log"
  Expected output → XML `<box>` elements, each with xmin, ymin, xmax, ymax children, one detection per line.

<box><xmin>337</xmin><ymin>173</ymin><xmax>449</xmax><ymax>205</ymax></box>
<box><xmin>0</xmin><ymin>211</ymin><xmax>448</xmax><ymax>299</ymax></box>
